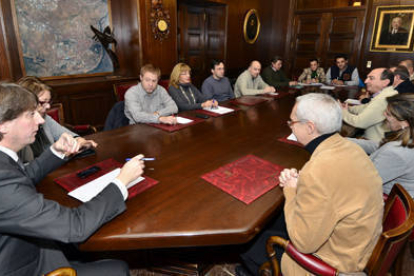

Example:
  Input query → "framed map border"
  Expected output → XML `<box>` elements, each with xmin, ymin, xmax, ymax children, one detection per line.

<box><xmin>11</xmin><ymin>0</ymin><xmax>115</xmax><ymax>80</ymax></box>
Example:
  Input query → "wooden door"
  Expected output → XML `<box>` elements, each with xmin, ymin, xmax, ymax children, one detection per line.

<box><xmin>178</xmin><ymin>2</ymin><xmax>226</xmax><ymax>87</ymax></box>
<box><xmin>289</xmin><ymin>9</ymin><xmax>365</xmax><ymax>77</ymax></box>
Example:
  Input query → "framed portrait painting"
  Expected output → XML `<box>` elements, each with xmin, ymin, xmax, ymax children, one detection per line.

<box><xmin>243</xmin><ymin>9</ymin><xmax>260</xmax><ymax>44</ymax></box>
<box><xmin>370</xmin><ymin>5</ymin><xmax>414</xmax><ymax>52</ymax></box>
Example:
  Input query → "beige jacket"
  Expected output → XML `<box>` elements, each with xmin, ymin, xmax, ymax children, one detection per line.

<box><xmin>282</xmin><ymin>134</ymin><xmax>384</xmax><ymax>275</ymax></box>
<box><xmin>234</xmin><ymin>70</ymin><xmax>269</xmax><ymax>98</ymax></box>
<box><xmin>298</xmin><ymin>67</ymin><xmax>326</xmax><ymax>83</ymax></box>
<box><xmin>342</xmin><ymin>86</ymin><xmax>397</xmax><ymax>142</ymax></box>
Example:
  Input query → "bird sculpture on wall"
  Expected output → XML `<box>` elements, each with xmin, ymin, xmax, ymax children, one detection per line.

<box><xmin>90</xmin><ymin>25</ymin><xmax>120</xmax><ymax>70</ymax></box>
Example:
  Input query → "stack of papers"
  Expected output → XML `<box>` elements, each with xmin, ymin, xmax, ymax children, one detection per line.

<box><xmin>176</xmin><ymin>117</ymin><xmax>193</xmax><ymax>124</ymax></box>
<box><xmin>68</xmin><ymin>168</ymin><xmax>144</xmax><ymax>202</ymax></box>
<box><xmin>203</xmin><ymin>106</ymin><xmax>234</xmax><ymax>115</ymax></box>
<box><xmin>320</xmin><ymin>85</ymin><xmax>335</xmax><ymax>90</ymax></box>
<box><xmin>344</xmin><ymin>99</ymin><xmax>361</xmax><ymax>105</ymax></box>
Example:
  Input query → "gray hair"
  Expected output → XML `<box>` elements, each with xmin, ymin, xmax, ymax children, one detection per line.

<box><xmin>295</xmin><ymin>93</ymin><xmax>342</xmax><ymax>134</ymax></box>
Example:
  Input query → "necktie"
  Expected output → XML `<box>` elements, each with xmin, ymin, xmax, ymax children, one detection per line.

<box><xmin>17</xmin><ymin>158</ymin><xmax>26</xmax><ymax>174</ymax></box>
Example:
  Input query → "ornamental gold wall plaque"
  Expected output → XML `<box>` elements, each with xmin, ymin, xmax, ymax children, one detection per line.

<box><xmin>150</xmin><ymin>0</ymin><xmax>170</xmax><ymax>41</ymax></box>
<box><xmin>243</xmin><ymin>9</ymin><xmax>260</xmax><ymax>44</ymax></box>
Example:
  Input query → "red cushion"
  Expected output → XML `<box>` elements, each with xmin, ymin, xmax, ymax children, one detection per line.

<box><xmin>115</xmin><ymin>84</ymin><xmax>134</xmax><ymax>101</ymax></box>
<box><xmin>383</xmin><ymin>197</ymin><xmax>406</xmax><ymax>232</ymax></box>
<box><xmin>47</xmin><ymin>107</ymin><xmax>60</xmax><ymax>123</ymax></box>
<box><xmin>158</xmin><ymin>79</ymin><xmax>169</xmax><ymax>91</ymax></box>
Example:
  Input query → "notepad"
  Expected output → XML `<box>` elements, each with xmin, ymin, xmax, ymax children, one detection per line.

<box><xmin>203</xmin><ymin>106</ymin><xmax>234</xmax><ymax>114</ymax></box>
<box><xmin>176</xmin><ymin>116</ymin><xmax>193</xmax><ymax>124</ymax></box>
<box><xmin>320</xmin><ymin>85</ymin><xmax>335</xmax><ymax>90</ymax></box>
<box><xmin>68</xmin><ymin>168</ymin><xmax>144</xmax><ymax>202</ymax></box>
<box><xmin>345</xmin><ymin>99</ymin><xmax>361</xmax><ymax>105</ymax></box>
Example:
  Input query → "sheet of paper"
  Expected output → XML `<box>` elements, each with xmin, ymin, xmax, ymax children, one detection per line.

<box><xmin>203</xmin><ymin>105</ymin><xmax>234</xmax><ymax>114</ymax></box>
<box><xmin>287</xmin><ymin>133</ymin><xmax>298</xmax><ymax>142</ymax></box>
<box><xmin>345</xmin><ymin>99</ymin><xmax>361</xmax><ymax>105</ymax></box>
<box><xmin>320</xmin><ymin>85</ymin><xmax>335</xmax><ymax>90</ymax></box>
<box><xmin>176</xmin><ymin>116</ymin><xmax>193</xmax><ymax>124</ymax></box>
<box><xmin>266</xmin><ymin>92</ymin><xmax>279</xmax><ymax>96</ymax></box>
<box><xmin>68</xmin><ymin>168</ymin><xmax>144</xmax><ymax>202</ymax></box>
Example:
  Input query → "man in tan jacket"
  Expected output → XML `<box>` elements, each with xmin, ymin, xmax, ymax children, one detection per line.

<box><xmin>239</xmin><ymin>93</ymin><xmax>383</xmax><ymax>276</ymax></box>
<box><xmin>342</xmin><ymin>68</ymin><xmax>397</xmax><ymax>142</ymax></box>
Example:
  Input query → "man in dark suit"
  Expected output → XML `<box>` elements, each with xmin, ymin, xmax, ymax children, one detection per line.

<box><xmin>0</xmin><ymin>83</ymin><xmax>145</xmax><ymax>275</ymax></box>
<box><xmin>392</xmin><ymin>65</ymin><xmax>414</xmax><ymax>93</ymax></box>
<box><xmin>380</xmin><ymin>16</ymin><xmax>409</xmax><ymax>45</ymax></box>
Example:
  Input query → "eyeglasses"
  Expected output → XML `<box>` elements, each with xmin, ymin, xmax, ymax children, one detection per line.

<box><xmin>38</xmin><ymin>100</ymin><xmax>52</xmax><ymax>106</ymax></box>
<box><xmin>287</xmin><ymin>120</ymin><xmax>304</xmax><ymax>127</ymax></box>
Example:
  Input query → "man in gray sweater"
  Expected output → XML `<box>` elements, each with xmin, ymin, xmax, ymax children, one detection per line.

<box><xmin>125</xmin><ymin>64</ymin><xmax>178</xmax><ymax>125</ymax></box>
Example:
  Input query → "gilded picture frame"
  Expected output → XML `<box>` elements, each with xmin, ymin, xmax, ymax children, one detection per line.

<box><xmin>243</xmin><ymin>9</ymin><xmax>260</xmax><ymax>44</ymax></box>
<box><xmin>370</xmin><ymin>5</ymin><xmax>414</xmax><ymax>53</ymax></box>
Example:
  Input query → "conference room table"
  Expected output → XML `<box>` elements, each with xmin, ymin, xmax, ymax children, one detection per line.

<box><xmin>37</xmin><ymin>85</ymin><xmax>359</xmax><ymax>252</ymax></box>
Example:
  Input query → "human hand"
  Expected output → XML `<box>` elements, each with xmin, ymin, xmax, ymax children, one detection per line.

<box><xmin>76</xmin><ymin>137</ymin><xmax>98</xmax><ymax>150</ymax></box>
<box><xmin>337</xmin><ymin>99</ymin><xmax>348</xmax><ymax>110</ymax></box>
<box><xmin>264</xmin><ymin>86</ymin><xmax>276</xmax><ymax>93</ymax></box>
<box><xmin>289</xmin><ymin>81</ymin><xmax>298</xmax><ymax>86</ymax></box>
<box><xmin>116</xmin><ymin>154</ymin><xmax>145</xmax><ymax>186</ymax></box>
<box><xmin>159</xmin><ymin>116</ymin><xmax>177</xmax><ymax>125</ymax></box>
<box><xmin>305</xmin><ymin>79</ymin><xmax>312</xmax><ymax>84</ymax></box>
<box><xmin>53</xmin><ymin>133</ymin><xmax>80</xmax><ymax>156</ymax></box>
<box><xmin>279</xmin><ymin>168</ymin><xmax>299</xmax><ymax>188</ymax></box>
<box><xmin>201</xmin><ymin>100</ymin><xmax>214</xmax><ymax>108</ymax></box>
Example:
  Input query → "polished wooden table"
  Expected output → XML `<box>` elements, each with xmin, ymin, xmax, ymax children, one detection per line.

<box><xmin>38</xmin><ymin>86</ymin><xmax>356</xmax><ymax>252</ymax></box>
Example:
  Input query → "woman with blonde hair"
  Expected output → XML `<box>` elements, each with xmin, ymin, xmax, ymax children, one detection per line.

<box><xmin>351</xmin><ymin>93</ymin><xmax>414</xmax><ymax>197</ymax></box>
<box><xmin>168</xmin><ymin>63</ymin><xmax>217</xmax><ymax>111</ymax></box>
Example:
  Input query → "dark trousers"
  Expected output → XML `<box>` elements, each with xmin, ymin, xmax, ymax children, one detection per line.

<box><xmin>240</xmin><ymin>212</ymin><xmax>289</xmax><ymax>275</ymax></box>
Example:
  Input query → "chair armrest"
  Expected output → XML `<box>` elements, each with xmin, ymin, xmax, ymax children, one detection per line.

<box><xmin>265</xmin><ymin>236</ymin><xmax>338</xmax><ymax>276</ymax></box>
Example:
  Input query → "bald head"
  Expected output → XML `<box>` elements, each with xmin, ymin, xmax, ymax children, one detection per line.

<box><xmin>248</xmin><ymin>60</ymin><xmax>261</xmax><ymax>78</ymax></box>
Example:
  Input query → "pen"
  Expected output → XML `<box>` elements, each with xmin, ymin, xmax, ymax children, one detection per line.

<box><xmin>125</xmin><ymin>157</ymin><xmax>156</xmax><ymax>161</ymax></box>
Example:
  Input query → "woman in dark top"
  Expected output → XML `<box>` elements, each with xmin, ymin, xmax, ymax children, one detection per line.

<box><xmin>168</xmin><ymin>63</ymin><xmax>217</xmax><ymax>111</ymax></box>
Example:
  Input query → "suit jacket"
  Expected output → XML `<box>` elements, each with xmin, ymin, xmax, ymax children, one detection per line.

<box><xmin>395</xmin><ymin>79</ymin><xmax>414</xmax><ymax>93</ymax></box>
<box><xmin>342</xmin><ymin>86</ymin><xmax>398</xmax><ymax>142</ymax></box>
<box><xmin>0</xmin><ymin>149</ymin><xmax>126</xmax><ymax>276</ymax></box>
<box><xmin>282</xmin><ymin>134</ymin><xmax>384</xmax><ymax>275</ymax></box>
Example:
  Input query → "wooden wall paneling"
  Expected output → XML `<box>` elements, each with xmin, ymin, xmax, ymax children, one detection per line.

<box><xmin>359</xmin><ymin>0</ymin><xmax>414</xmax><ymax>78</ymax></box>
<box><xmin>0</xmin><ymin>0</ymin><xmax>24</xmax><ymax>80</ymax></box>
<box><xmin>0</xmin><ymin>0</ymin><xmax>12</xmax><ymax>80</ymax></box>
<box><xmin>111</xmin><ymin>0</ymin><xmax>140</xmax><ymax>77</ymax></box>
<box><xmin>289</xmin><ymin>13</ymin><xmax>325</xmax><ymax>76</ymax></box>
<box><xmin>137</xmin><ymin>0</ymin><xmax>178</xmax><ymax>79</ymax></box>
<box><xmin>325</xmin><ymin>10</ymin><xmax>365</xmax><ymax>67</ymax></box>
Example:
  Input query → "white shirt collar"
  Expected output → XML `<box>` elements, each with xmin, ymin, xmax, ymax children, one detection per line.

<box><xmin>0</xmin><ymin>145</ymin><xmax>18</xmax><ymax>162</ymax></box>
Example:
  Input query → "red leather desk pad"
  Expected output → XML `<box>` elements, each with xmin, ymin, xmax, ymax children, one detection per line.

<box><xmin>201</xmin><ymin>155</ymin><xmax>283</xmax><ymax>204</ymax></box>
<box><xmin>54</xmin><ymin>158</ymin><xmax>158</xmax><ymax>200</ymax></box>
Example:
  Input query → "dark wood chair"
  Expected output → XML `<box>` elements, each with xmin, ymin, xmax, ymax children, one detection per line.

<box><xmin>47</xmin><ymin>103</ymin><xmax>97</xmax><ymax>135</ymax></box>
<box><xmin>44</xmin><ymin>267</ymin><xmax>76</xmax><ymax>276</ymax></box>
<box><xmin>260</xmin><ymin>183</ymin><xmax>414</xmax><ymax>276</ymax></box>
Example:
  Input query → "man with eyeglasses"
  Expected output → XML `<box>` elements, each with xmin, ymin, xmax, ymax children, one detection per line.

<box><xmin>341</xmin><ymin>68</ymin><xmax>397</xmax><ymax>142</ymax></box>
<box><xmin>238</xmin><ymin>93</ymin><xmax>383</xmax><ymax>276</ymax></box>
